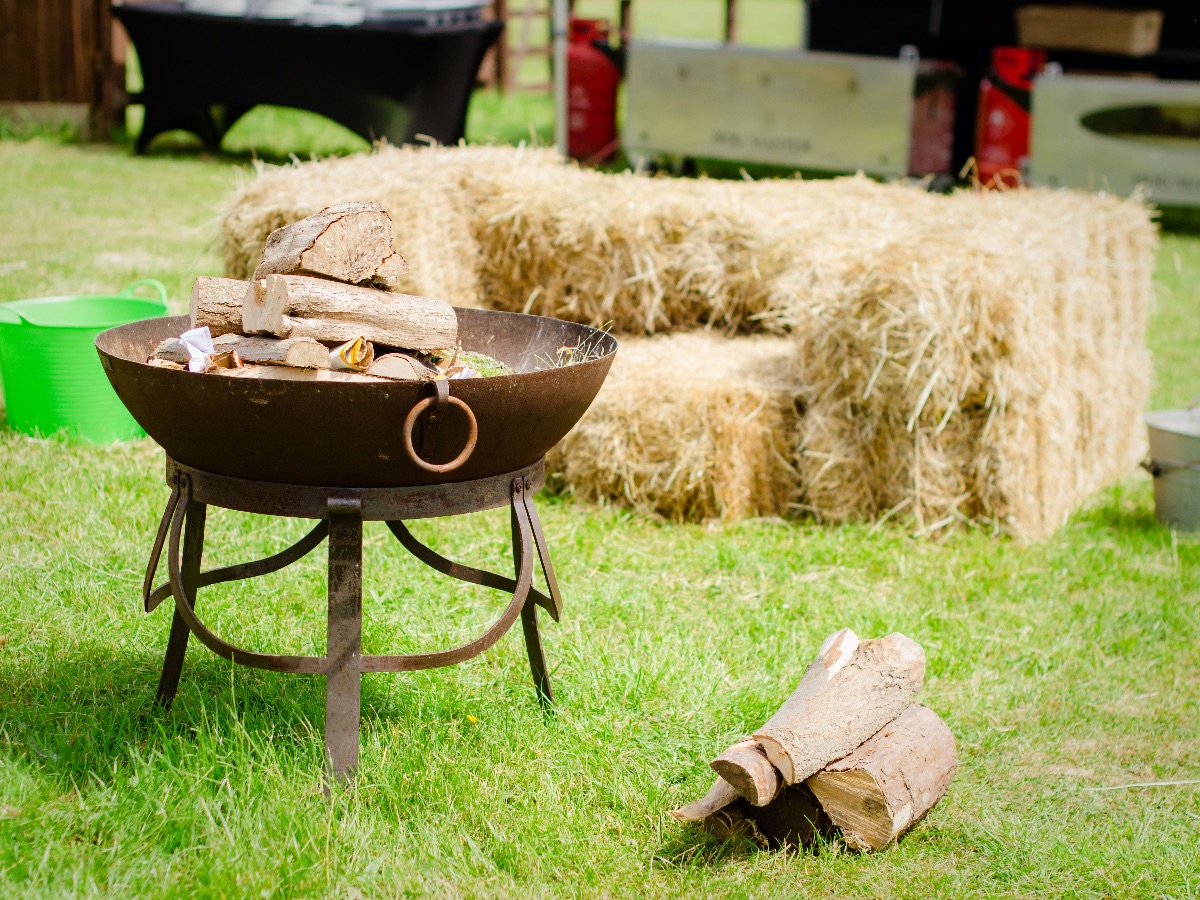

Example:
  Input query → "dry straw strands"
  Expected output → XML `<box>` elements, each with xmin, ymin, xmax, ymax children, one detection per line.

<box><xmin>220</xmin><ymin>145</ymin><xmax>1157</xmax><ymax>536</ymax></box>
<box><xmin>546</xmin><ymin>333</ymin><xmax>802</xmax><ymax>521</ymax></box>
<box><xmin>783</xmin><ymin>187</ymin><xmax>1156</xmax><ymax>539</ymax></box>
<box><xmin>221</xmin><ymin>143</ymin><xmax>561</xmax><ymax>307</ymax></box>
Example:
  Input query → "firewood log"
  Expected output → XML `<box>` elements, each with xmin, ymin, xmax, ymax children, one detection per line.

<box><xmin>190</xmin><ymin>276</ymin><xmax>251</xmax><ymax>336</ymax></box>
<box><xmin>217</xmin><ymin>366</ymin><xmax>387</xmax><ymax>383</ymax></box>
<box><xmin>710</xmin><ymin>739</ymin><xmax>781</xmax><ymax>807</ymax></box>
<box><xmin>752</xmin><ymin>629</ymin><xmax>925</xmax><ymax>784</ymax></box>
<box><xmin>668</xmin><ymin>777</ymin><xmax>742</xmax><ymax>824</ymax></box>
<box><xmin>807</xmin><ymin>705</ymin><xmax>957</xmax><ymax>851</ymax></box>
<box><xmin>367</xmin><ymin>353</ymin><xmax>435</xmax><ymax>381</ymax></box>
<box><xmin>252</xmin><ymin>201</ymin><xmax>408</xmax><ymax>289</ymax></box>
<box><xmin>153</xmin><ymin>334</ymin><xmax>331</xmax><ymax>369</ymax></box>
<box><xmin>242</xmin><ymin>274</ymin><xmax>457</xmax><ymax>351</ymax></box>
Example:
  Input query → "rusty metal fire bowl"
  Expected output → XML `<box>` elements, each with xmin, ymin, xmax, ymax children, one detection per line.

<box><xmin>96</xmin><ymin>309</ymin><xmax>617</xmax><ymax>785</ymax></box>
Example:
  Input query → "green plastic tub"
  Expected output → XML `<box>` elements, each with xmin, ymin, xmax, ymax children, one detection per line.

<box><xmin>0</xmin><ymin>280</ymin><xmax>168</xmax><ymax>442</ymax></box>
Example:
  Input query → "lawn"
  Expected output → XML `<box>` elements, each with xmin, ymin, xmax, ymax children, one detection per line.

<box><xmin>1</xmin><ymin>14</ymin><xmax>1199</xmax><ymax>898</ymax></box>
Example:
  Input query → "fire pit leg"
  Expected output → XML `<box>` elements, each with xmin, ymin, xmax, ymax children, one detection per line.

<box><xmin>513</xmin><ymin>494</ymin><xmax>553</xmax><ymax>708</ymax></box>
<box><xmin>324</xmin><ymin>497</ymin><xmax>364</xmax><ymax>788</ymax></box>
<box><xmin>155</xmin><ymin>500</ymin><xmax>207</xmax><ymax>708</ymax></box>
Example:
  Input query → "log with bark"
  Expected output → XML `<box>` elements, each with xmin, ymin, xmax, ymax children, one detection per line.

<box><xmin>252</xmin><ymin>202</ymin><xmax>408</xmax><ymax>290</ymax></box>
<box><xmin>710</xmin><ymin>739</ymin><xmax>781</xmax><ymax>807</ymax></box>
<box><xmin>190</xmin><ymin>276</ymin><xmax>252</xmax><ymax>337</ymax></box>
<box><xmin>806</xmin><ymin>704</ymin><xmax>957</xmax><ymax>851</ymax></box>
<box><xmin>752</xmin><ymin>629</ymin><xmax>925</xmax><ymax>785</ymax></box>
<box><xmin>670</xmin><ymin>628</ymin><xmax>952</xmax><ymax>853</ymax></box>
<box><xmin>153</xmin><ymin>333</ymin><xmax>331</xmax><ymax>369</ymax></box>
<box><xmin>242</xmin><ymin>274</ymin><xmax>457</xmax><ymax>351</ymax></box>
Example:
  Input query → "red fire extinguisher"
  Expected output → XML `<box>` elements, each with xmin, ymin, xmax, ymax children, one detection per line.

<box><xmin>567</xmin><ymin>18</ymin><xmax>622</xmax><ymax>162</ymax></box>
<box><xmin>974</xmin><ymin>46</ymin><xmax>1047</xmax><ymax>187</ymax></box>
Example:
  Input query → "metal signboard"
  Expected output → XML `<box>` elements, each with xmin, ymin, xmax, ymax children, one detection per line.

<box><xmin>1029</xmin><ymin>72</ymin><xmax>1200</xmax><ymax>206</ymax></box>
<box><xmin>623</xmin><ymin>40</ymin><xmax>919</xmax><ymax>177</ymax></box>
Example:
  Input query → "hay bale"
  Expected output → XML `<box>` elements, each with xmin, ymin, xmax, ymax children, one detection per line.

<box><xmin>546</xmin><ymin>333</ymin><xmax>802</xmax><ymax>521</ymax></box>
<box><xmin>783</xmin><ymin>187</ymin><xmax>1157</xmax><ymax>539</ymax></box>
<box><xmin>471</xmin><ymin>167</ymin><xmax>936</xmax><ymax>335</ymax></box>
<box><xmin>219</xmin><ymin>147</ymin><xmax>1156</xmax><ymax>535</ymax></box>
<box><xmin>221</xmin><ymin>143</ymin><xmax>561</xmax><ymax>307</ymax></box>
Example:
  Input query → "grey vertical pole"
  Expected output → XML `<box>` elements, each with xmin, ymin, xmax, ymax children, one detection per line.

<box><xmin>553</xmin><ymin>0</ymin><xmax>569</xmax><ymax>156</ymax></box>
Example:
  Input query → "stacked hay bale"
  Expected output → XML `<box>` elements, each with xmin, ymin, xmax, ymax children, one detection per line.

<box><xmin>547</xmin><ymin>334</ymin><xmax>801</xmax><ymax>521</ymax></box>
<box><xmin>222</xmin><ymin>143</ymin><xmax>560</xmax><ymax>307</ymax></box>
<box><xmin>782</xmin><ymin>188</ymin><xmax>1157</xmax><ymax>538</ymax></box>
<box><xmin>220</xmin><ymin>145</ymin><xmax>1158</xmax><ymax>537</ymax></box>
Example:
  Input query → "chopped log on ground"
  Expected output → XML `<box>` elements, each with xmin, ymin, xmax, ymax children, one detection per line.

<box><xmin>190</xmin><ymin>276</ymin><xmax>252</xmax><ymax>336</ymax></box>
<box><xmin>807</xmin><ymin>704</ymin><xmax>957</xmax><ymax>851</ymax></box>
<box><xmin>753</xmin><ymin>629</ymin><xmax>925</xmax><ymax>784</ymax></box>
<box><xmin>252</xmin><ymin>201</ymin><xmax>408</xmax><ymax>289</ymax></box>
<box><xmin>153</xmin><ymin>333</ymin><xmax>332</xmax><ymax>369</ymax></box>
<box><xmin>242</xmin><ymin>274</ymin><xmax>457</xmax><ymax>350</ymax></box>
<box><xmin>710</xmin><ymin>739</ymin><xmax>781</xmax><ymax>807</ymax></box>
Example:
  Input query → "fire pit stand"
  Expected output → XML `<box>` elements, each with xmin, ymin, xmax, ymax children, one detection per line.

<box><xmin>143</xmin><ymin>456</ymin><xmax>562</xmax><ymax>785</ymax></box>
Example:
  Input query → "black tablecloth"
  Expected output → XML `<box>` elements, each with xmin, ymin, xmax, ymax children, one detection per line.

<box><xmin>113</xmin><ymin>2</ymin><xmax>503</xmax><ymax>152</ymax></box>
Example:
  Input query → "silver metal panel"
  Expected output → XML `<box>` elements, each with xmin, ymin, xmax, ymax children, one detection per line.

<box><xmin>624</xmin><ymin>40</ymin><xmax>917</xmax><ymax>177</ymax></box>
<box><xmin>1029</xmin><ymin>73</ymin><xmax>1200</xmax><ymax>206</ymax></box>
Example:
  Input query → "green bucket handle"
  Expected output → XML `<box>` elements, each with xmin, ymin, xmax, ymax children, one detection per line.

<box><xmin>0</xmin><ymin>304</ymin><xmax>21</xmax><ymax>325</ymax></box>
<box><xmin>122</xmin><ymin>279</ymin><xmax>169</xmax><ymax>306</ymax></box>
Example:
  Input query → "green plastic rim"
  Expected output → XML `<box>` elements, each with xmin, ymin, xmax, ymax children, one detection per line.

<box><xmin>0</xmin><ymin>280</ymin><xmax>170</xmax><ymax>442</ymax></box>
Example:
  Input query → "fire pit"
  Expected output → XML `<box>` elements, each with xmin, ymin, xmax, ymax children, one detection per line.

<box><xmin>96</xmin><ymin>308</ymin><xmax>616</xmax><ymax>783</ymax></box>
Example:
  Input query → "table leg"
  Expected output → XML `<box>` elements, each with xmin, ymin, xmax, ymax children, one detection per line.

<box><xmin>156</xmin><ymin>500</ymin><xmax>206</xmax><ymax>708</ymax></box>
<box><xmin>325</xmin><ymin>497</ymin><xmax>363</xmax><ymax>787</ymax></box>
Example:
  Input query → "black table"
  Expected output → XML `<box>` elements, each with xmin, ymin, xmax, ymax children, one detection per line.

<box><xmin>113</xmin><ymin>2</ymin><xmax>503</xmax><ymax>153</ymax></box>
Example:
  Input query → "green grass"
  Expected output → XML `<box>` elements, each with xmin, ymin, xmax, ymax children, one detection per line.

<box><xmin>1</xmin><ymin>7</ymin><xmax>1199</xmax><ymax>893</ymax></box>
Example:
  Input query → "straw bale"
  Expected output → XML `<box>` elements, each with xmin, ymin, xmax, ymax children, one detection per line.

<box><xmin>783</xmin><ymin>187</ymin><xmax>1157</xmax><ymax>539</ymax></box>
<box><xmin>546</xmin><ymin>333</ymin><xmax>802</xmax><ymax>521</ymax></box>
<box><xmin>221</xmin><ymin>143</ymin><xmax>561</xmax><ymax>307</ymax></box>
<box><xmin>471</xmin><ymin>167</ymin><xmax>936</xmax><ymax>334</ymax></box>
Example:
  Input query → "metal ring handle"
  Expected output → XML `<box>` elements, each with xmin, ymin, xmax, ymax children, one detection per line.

<box><xmin>402</xmin><ymin>392</ymin><xmax>479</xmax><ymax>474</ymax></box>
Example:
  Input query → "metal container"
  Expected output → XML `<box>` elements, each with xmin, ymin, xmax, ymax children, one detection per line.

<box><xmin>1145</xmin><ymin>408</ymin><xmax>1200</xmax><ymax>531</ymax></box>
<box><xmin>95</xmin><ymin>309</ymin><xmax>616</xmax><ymax>487</ymax></box>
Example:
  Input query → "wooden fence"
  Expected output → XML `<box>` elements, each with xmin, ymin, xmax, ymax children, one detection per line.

<box><xmin>0</xmin><ymin>0</ymin><xmax>123</xmax><ymax>136</ymax></box>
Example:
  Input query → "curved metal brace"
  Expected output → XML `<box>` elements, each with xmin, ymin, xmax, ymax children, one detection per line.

<box><xmin>144</xmin><ymin>477</ymin><xmax>183</xmax><ymax>612</ymax></box>
<box><xmin>167</xmin><ymin>479</ymin><xmax>328</xmax><ymax>674</ymax></box>
<box><xmin>361</xmin><ymin>480</ymin><xmax>536</xmax><ymax>673</ymax></box>
<box><xmin>520</xmin><ymin>488</ymin><xmax>563</xmax><ymax>620</ymax></box>
<box><xmin>385</xmin><ymin>519</ymin><xmax>559</xmax><ymax>622</ymax></box>
<box><xmin>146</xmin><ymin>520</ymin><xmax>329</xmax><ymax>612</ymax></box>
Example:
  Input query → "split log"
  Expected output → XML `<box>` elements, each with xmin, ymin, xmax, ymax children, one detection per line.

<box><xmin>367</xmin><ymin>353</ymin><xmax>435</xmax><ymax>381</ymax></box>
<box><xmin>252</xmin><ymin>202</ymin><xmax>408</xmax><ymax>289</ymax></box>
<box><xmin>153</xmin><ymin>333</ymin><xmax>331</xmax><ymax>369</ymax></box>
<box><xmin>807</xmin><ymin>705</ymin><xmax>957</xmax><ymax>851</ymax></box>
<box><xmin>710</xmin><ymin>739</ymin><xmax>781</xmax><ymax>807</ymax></box>
<box><xmin>242</xmin><ymin>274</ymin><xmax>457</xmax><ymax>351</ymax></box>
<box><xmin>190</xmin><ymin>276</ymin><xmax>251</xmax><ymax>336</ymax></box>
<box><xmin>752</xmin><ymin>629</ymin><xmax>925</xmax><ymax>785</ymax></box>
<box><xmin>217</xmin><ymin>366</ymin><xmax>386</xmax><ymax>383</ymax></box>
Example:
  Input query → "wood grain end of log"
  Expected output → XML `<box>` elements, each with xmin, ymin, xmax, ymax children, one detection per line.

<box><xmin>370</xmin><ymin>250</ymin><xmax>409</xmax><ymax>290</ymax></box>
<box><xmin>807</xmin><ymin>705</ymin><xmax>957</xmax><ymax>851</ymax></box>
<box><xmin>710</xmin><ymin>739</ymin><xmax>782</xmax><ymax>807</ymax></box>
<box><xmin>241</xmin><ymin>277</ymin><xmax>290</xmax><ymax>337</ymax></box>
